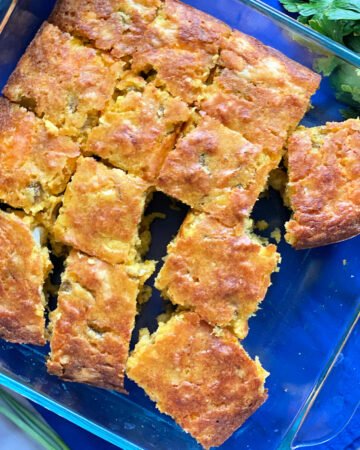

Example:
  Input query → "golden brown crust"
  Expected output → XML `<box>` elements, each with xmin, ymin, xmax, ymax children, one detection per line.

<box><xmin>132</xmin><ymin>0</ymin><xmax>230</xmax><ymax>103</ymax></box>
<box><xmin>49</xmin><ymin>0</ymin><xmax>162</xmax><ymax>59</ymax></box>
<box><xmin>127</xmin><ymin>312</ymin><xmax>268</xmax><ymax>449</ymax></box>
<box><xmin>53</xmin><ymin>157</ymin><xmax>150</xmax><ymax>264</ymax></box>
<box><xmin>286</xmin><ymin>119</ymin><xmax>360</xmax><ymax>248</ymax></box>
<box><xmin>156</xmin><ymin>213</ymin><xmax>279</xmax><ymax>338</ymax></box>
<box><xmin>47</xmin><ymin>250</ymin><xmax>154</xmax><ymax>391</ymax></box>
<box><xmin>157</xmin><ymin>115</ymin><xmax>273</xmax><ymax>226</ymax></box>
<box><xmin>0</xmin><ymin>211</ymin><xmax>51</xmax><ymax>345</ymax></box>
<box><xmin>85</xmin><ymin>82</ymin><xmax>190</xmax><ymax>181</ymax></box>
<box><xmin>0</xmin><ymin>97</ymin><xmax>80</xmax><ymax>214</ymax></box>
<box><xmin>3</xmin><ymin>22</ymin><xmax>123</xmax><ymax>137</ymax></box>
<box><xmin>201</xmin><ymin>30</ymin><xmax>321</xmax><ymax>156</ymax></box>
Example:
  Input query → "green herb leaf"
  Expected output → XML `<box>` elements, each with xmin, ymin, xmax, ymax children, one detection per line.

<box><xmin>0</xmin><ymin>388</ymin><xmax>69</xmax><ymax>450</ymax></box>
<box><xmin>279</xmin><ymin>0</ymin><xmax>360</xmax><ymax>114</ymax></box>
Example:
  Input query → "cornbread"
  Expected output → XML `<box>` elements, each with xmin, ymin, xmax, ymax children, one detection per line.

<box><xmin>0</xmin><ymin>211</ymin><xmax>51</xmax><ymax>345</ymax></box>
<box><xmin>132</xmin><ymin>0</ymin><xmax>230</xmax><ymax>103</ymax></box>
<box><xmin>50</xmin><ymin>0</ymin><xmax>162</xmax><ymax>59</ymax></box>
<box><xmin>157</xmin><ymin>115</ymin><xmax>273</xmax><ymax>226</ymax></box>
<box><xmin>0</xmin><ymin>98</ymin><xmax>80</xmax><ymax>214</ymax></box>
<box><xmin>201</xmin><ymin>30</ymin><xmax>321</xmax><ymax>156</ymax></box>
<box><xmin>47</xmin><ymin>250</ymin><xmax>155</xmax><ymax>391</ymax></box>
<box><xmin>127</xmin><ymin>312</ymin><xmax>268</xmax><ymax>449</ymax></box>
<box><xmin>85</xmin><ymin>83</ymin><xmax>190</xmax><ymax>181</ymax></box>
<box><xmin>286</xmin><ymin>119</ymin><xmax>360</xmax><ymax>248</ymax></box>
<box><xmin>53</xmin><ymin>157</ymin><xmax>150</xmax><ymax>264</ymax></box>
<box><xmin>0</xmin><ymin>0</ymin><xmax>328</xmax><ymax>443</ymax></box>
<box><xmin>156</xmin><ymin>213</ymin><xmax>280</xmax><ymax>338</ymax></box>
<box><xmin>3</xmin><ymin>22</ymin><xmax>123</xmax><ymax>138</ymax></box>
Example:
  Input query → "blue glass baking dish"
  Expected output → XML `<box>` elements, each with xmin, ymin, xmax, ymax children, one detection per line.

<box><xmin>0</xmin><ymin>0</ymin><xmax>359</xmax><ymax>449</ymax></box>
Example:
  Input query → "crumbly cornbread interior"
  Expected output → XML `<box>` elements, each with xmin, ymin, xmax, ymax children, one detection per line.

<box><xmin>0</xmin><ymin>0</ymin><xmax>324</xmax><ymax>447</ymax></box>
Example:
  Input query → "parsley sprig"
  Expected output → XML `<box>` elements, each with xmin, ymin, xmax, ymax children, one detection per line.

<box><xmin>280</xmin><ymin>0</ymin><xmax>360</xmax><ymax>112</ymax></box>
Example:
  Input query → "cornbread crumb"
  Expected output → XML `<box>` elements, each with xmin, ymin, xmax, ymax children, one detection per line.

<box><xmin>286</xmin><ymin>119</ymin><xmax>360</xmax><ymax>248</ymax></box>
<box><xmin>53</xmin><ymin>157</ymin><xmax>150</xmax><ymax>264</ymax></box>
<box><xmin>139</xmin><ymin>212</ymin><xmax>166</xmax><ymax>257</ymax></box>
<box><xmin>271</xmin><ymin>228</ymin><xmax>282</xmax><ymax>244</ymax></box>
<box><xmin>3</xmin><ymin>22</ymin><xmax>123</xmax><ymax>138</ymax></box>
<box><xmin>127</xmin><ymin>312</ymin><xmax>268</xmax><ymax>449</ymax></box>
<box><xmin>48</xmin><ymin>250</ymin><xmax>155</xmax><ymax>390</ymax></box>
<box><xmin>255</xmin><ymin>220</ymin><xmax>269</xmax><ymax>231</ymax></box>
<box><xmin>0</xmin><ymin>211</ymin><xmax>51</xmax><ymax>345</ymax></box>
<box><xmin>0</xmin><ymin>98</ymin><xmax>79</xmax><ymax>214</ymax></box>
<box><xmin>156</xmin><ymin>213</ymin><xmax>280</xmax><ymax>339</ymax></box>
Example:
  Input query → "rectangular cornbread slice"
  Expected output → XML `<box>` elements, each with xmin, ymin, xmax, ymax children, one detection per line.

<box><xmin>286</xmin><ymin>119</ymin><xmax>360</xmax><ymax>249</ymax></box>
<box><xmin>3</xmin><ymin>22</ymin><xmax>123</xmax><ymax>138</ymax></box>
<box><xmin>127</xmin><ymin>312</ymin><xmax>269</xmax><ymax>449</ymax></box>
<box><xmin>157</xmin><ymin>115</ymin><xmax>274</xmax><ymax>227</ymax></box>
<box><xmin>53</xmin><ymin>157</ymin><xmax>151</xmax><ymax>264</ymax></box>
<box><xmin>0</xmin><ymin>211</ymin><xmax>51</xmax><ymax>345</ymax></box>
<box><xmin>200</xmin><ymin>30</ymin><xmax>321</xmax><ymax>157</ymax></box>
<box><xmin>49</xmin><ymin>0</ymin><xmax>162</xmax><ymax>59</ymax></box>
<box><xmin>156</xmin><ymin>212</ymin><xmax>280</xmax><ymax>339</ymax></box>
<box><xmin>85</xmin><ymin>81</ymin><xmax>190</xmax><ymax>182</ymax></box>
<box><xmin>132</xmin><ymin>0</ymin><xmax>231</xmax><ymax>103</ymax></box>
<box><xmin>0</xmin><ymin>97</ymin><xmax>80</xmax><ymax>214</ymax></box>
<box><xmin>47</xmin><ymin>250</ymin><xmax>155</xmax><ymax>391</ymax></box>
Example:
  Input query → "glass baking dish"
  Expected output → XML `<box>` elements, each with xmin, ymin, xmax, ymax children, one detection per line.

<box><xmin>0</xmin><ymin>0</ymin><xmax>359</xmax><ymax>449</ymax></box>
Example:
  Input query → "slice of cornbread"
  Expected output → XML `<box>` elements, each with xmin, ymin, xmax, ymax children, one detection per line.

<box><xmin>156</xmin><ymin>213</ymin><xmax>279</xmax><ymax>338</ymax></box>
<box><xmin>132</xmin><ymin>0</ymin><xmax>230</xmax><ymax>103</ymax></box>
<box><xmin>127</xmin><ymin>312</ymin><xmax>268</xmax><ymax>449</ymax></box>
<box><xmin>49</xmin><ymin>0</ymin><xmax>162</xmax><ymax>59</ymax></box>
<box><xmin>201</xmin><ymin>30</ymin><xmax>321</xmax><ymax>158</ymax></box>
<box><xmin>47</xmin><ymin>250</ymin><xmax>155</xmax><ymax>391</ymax></box>
<box><xmin>85</xmin><ymin>83</ymin><xmax>190</xmax><ymax>182</ymax></box>
<box><xmin>286</xmin><ymin>119</ymin><xmax>360</xmax><ymax>248</ymax></box>
<box><xmin>0</xmin><ymin>211</ymin><xmax>51</xmax><ymax>345</ymax></box>
<box><xmin>53</xmin><ymin>157</ymin><xmax>150</xmax><ymax>264</ymax></box>
<box><xmin>157</xmin><ymin>115</ymin><xmax>273</xmax><ymax>226</ymax></box>
<box><xmin>0</xmin><ymin>98</ymin><xmax>80</xmax><ymax>214</ymax></box>
<box><xmin>3</xmin><ymin>22</ymin><xmax>123</xmax><ymax>138</ymax></box>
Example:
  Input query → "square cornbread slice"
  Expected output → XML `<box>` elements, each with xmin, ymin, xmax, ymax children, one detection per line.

<box><xmin>53</xmin><ymin>157</ymin><xmax>150</xmax><ymax>264</ymax></box>
<box><xmin>127</xmin><ymin>312</ymin><xmax>269</xmax><ymax>449</ymax></box>
<box><xmin>201</xmin><ymin>30</ymin><xmax>321</xmax><ymax>158</ymax></box>
<box><xmin>47</xmin><ymin>250</ymin><xmax>155</xmax><ymax>391</ymax></box>
<box><xmin>132</xmin><ymin>0</ymin><xmax>230</xmax><ymax>103</ymax></box>
<box><xmin>156</xmin><ymin>213</ymin><xmax>279</xmax><ymax>339</ymax></box>
<box><xmin>157</xmin><ymin>115</ymin><xmax>274</xmax><ymax>227</ymax></box>
<box><xmin>286</xmin><ymin>119</ymin><xmax>360</xmax><ymax>249</ymax></box>
<box><xmin>3</xmin><ymin>22</ymin><xmax>123</xmax><ymax>138</ymax></box>
<box><xmin>0</xmin><ymin>211</ymin><xmax>51</xmax><ymax>345</ymax></box>
<box><xmin>0</xmin><ymin>98</ymin><xmax>80</xmax><ymax>214</ymax></box>
<box><xmin>85</xmin><ymin>82</ymin><xmax>190</xmax><ymax>182</ymax></box>
<box><xmin>49</xmin><ymin>0</ymin><xmax>162</xmax><ymax>59</ymax></box>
